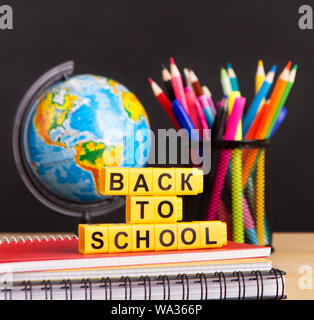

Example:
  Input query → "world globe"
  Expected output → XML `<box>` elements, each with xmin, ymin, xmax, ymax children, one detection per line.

<box><xmin>21</xmin><ymin>72</ymin><xmax>151</xmax><ymax>206</ymax></box>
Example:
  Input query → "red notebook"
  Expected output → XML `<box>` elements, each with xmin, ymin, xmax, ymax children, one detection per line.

<box><xmin>0</xmin><ymin>235</ymin><xmax>270</xmax><ymax>273</ymax></box>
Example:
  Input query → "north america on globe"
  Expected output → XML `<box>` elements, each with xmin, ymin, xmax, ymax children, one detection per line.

<box><xmin>25</xmin><ymin>74</ymin><xmax>151</xmax><ymax>203</ymax></box>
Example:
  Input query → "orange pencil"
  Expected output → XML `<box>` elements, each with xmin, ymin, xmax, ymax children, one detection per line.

<box><xmin>245</xmin><ymin>101</ymin><xmax>269</xmax><ymax>140</ymax></box>
<box><xmin>254</xmin><ymin>62</ymin><xmax>291</xmax><ymax>139</ymax></box>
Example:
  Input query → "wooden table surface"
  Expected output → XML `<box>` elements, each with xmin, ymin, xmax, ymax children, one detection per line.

<box><xmin>1</xmin><ymin>232</ymin><xmax>313</xmax><ymax>300</ymax></box>
<box><xmin>271</xmin><ymin>233</ymin><xmax>314</xmax><ymax>300</ymax></box>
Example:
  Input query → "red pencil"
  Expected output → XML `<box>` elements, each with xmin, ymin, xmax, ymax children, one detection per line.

<box><xmin>148</xmin><ymin>78</ymin><xmax>180</xmax><ymax>129</ymax></box>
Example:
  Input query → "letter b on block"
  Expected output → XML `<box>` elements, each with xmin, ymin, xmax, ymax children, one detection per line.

<box><xmin>100</xmin><ymin>167</ymin><xmax>129</xmax><ymax>195</ymax></box>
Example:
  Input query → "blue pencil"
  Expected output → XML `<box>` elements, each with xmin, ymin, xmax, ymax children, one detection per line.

<box><xmin>243</xmin><ymin>65</ymin><xmax>277</xmax><ymax>135</ymax></box>
<box><xmin>172</xmin><ymin>99</ymin><xmax>200</xmax><ymax>140</ymax></box>
<box><xmin>227</xmin><ymin>62</ymin><xmax>240</xmax><ymax>92</ymax></box>
<box><xmin>270</xmin><ymin>106</ymin><xmax>287</xmax><ymax>138</ymax></box>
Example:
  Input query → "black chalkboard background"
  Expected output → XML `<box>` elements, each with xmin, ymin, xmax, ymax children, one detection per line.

<box><xmin>0</xmin><ymin>0</ymin><xmax>313</xmax><ymax>232</ymax></box>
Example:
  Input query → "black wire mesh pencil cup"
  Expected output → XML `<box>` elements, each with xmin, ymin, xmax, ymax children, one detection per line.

<box><xmin>200</xmin><ymin>140</ymin><xmax>272</xmax><ymax>247</ymax></box>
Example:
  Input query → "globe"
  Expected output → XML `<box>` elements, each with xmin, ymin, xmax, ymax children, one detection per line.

<box><xmin>22</xmin><ymin>74</ymin><xmax>151</xmax><ymax>204</ymax></box>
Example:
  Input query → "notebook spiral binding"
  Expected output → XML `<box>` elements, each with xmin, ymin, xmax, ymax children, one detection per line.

<box><xmin>0</xmin><ymin>234</ymin><xmax>78</xmax><ymax>244</ymax></box>
<box><xmin>1</xmin><ymin>269</ymin><xmax>286</xmax><ymax>300</ymax></box>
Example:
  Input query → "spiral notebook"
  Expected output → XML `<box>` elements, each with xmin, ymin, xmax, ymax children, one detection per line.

<box><xmin>0</xmin><ymin>235</ymin><xmax>285</xmax><ymax>300</ymax></box>
<box><xmin>1</xmin><ymin>270</ymin><xmax>286</xmax><ymax>300</ymax></box>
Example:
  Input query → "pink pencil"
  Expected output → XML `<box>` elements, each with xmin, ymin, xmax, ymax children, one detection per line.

<box><xmin>170</xmin><ymin>57</ymin><xmax>188</xmax><ymax>113</ymax></box>
<box><xmin>184</xmin><ymin>86</ymin><xmax>202</xmax><ymax>130</ymax></box>
<box><xmin>206</xmin><ymin>97</ymin><xmax>245</xmax><ymax>220</ymax></box>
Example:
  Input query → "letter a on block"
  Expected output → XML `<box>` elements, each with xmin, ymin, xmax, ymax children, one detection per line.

<box><xmin>129</xmin><ymin>168</ymin><xmax>153</xmax><ymax>195</ymax></box>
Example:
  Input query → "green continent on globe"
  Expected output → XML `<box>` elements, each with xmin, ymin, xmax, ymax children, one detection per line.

<box><xmin>26</xmin><ymin>74</ymin><xmax>150</xmax><ymax>203</ymax></box>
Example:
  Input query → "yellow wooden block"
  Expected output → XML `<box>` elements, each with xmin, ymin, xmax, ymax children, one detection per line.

<box><xmin>100</xmin><ymin>167</ymin><xmax>129</xmax><ymax>195</ymax></box>
<box><xmin>125</xmin><ymin>196</ymin><xmax>154</xmax><ymax>223</ymax></box>
<box><xmin>99</xmin><ymin>167</ymin><xmax>203</xmax><ymax>195</ymax></box>
<box><xmin>78</xmin><ymin>224</ymin><xmax>109</xmax><ymax>254</ymax></box>
<box><xmin>153</xmin><ymin>196</ymin><xmax>183</xmax><ymax>223</ymax></box>
<box><xmin>108</xmin><ymin>224</ymin><xmax>132</xmax><ymax>253</ymax></box>
<box><xmin>199</xmin><ymin>221</ymin><xmax>227</xmax><ymax>248</ymax></box>
<box><xmin>177</xmin><ymin>222</ymin><xmax>200</xmax><ymax>250</ymax></box>
<box><xmin>129</xmin><ymin>168</ymin><xmax>153</xmax><ymax>195</ymax></box>
<box><xmin>175</xmin><ymin>168</ymin><xmax>203</xmax><ymax>195</ymax></box>
<box><xmin>153</xmin><ymin>168</ymin><xmax>176</xmax><ymax>195</ymax></box>
<box><xmin>155</xmin><ymin>224</ymin><xmax>178</xmax><ymax>251</ymax></box>
<box><xmin>131</xmin><ymin>224</ymin><xmax>155</xmax><ymax>252</ymax></box>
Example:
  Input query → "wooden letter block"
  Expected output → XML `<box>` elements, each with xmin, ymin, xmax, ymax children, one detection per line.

<box><xmin>131</xmin><ymin>224</ymin><xmax>155</xmax><ymax>252</ymax></box>
<box><xmin>199</xmin><ymin>221</ymin><xmax>227</xmax><ymax>248</ymax></box>
<box><xmin>175</xmin><ymin>168</ymin><xmax>203</xmax><ymax>195</ymax></box>
<box><xmin>100</xmin><ymin>167</ymin><xmax>129</xmax><ymax>195</ymax></box>
<box><xmin>129</xmin><ymin>168</ymin><xmax>153</xmax><ymax>195</ymax></box>
<box><xmin>153</xmin><ymin>168</ymin><xmax>176</xmax><ymax>195</ymax></box>
<box><xmin>154</xmin><ymin>196</ymin><xmax>183</xmax><ymax>223</ymax></box>
<box><xmin>125</xmin><ymin>196</ymin><xmax>154</xmax><ymax>223</ymax></box>
<box><xmin>78</xmin><ymin>224</ymin><xmax>109</xmax><ymax>254</ymax></box>
<box><xmin>108</xmin><ymin>224</ymin><xmax>132</xmax><ymax>253</ymax></box>
<box><xmin>155</xmin><ymin>224</ymin><xmax>178</xmax><ymax>251</ymax></box>
<box><xmin>177</xmin><ymin>222</ymin><xmax>200</xmax><ymax>250</ymax></box>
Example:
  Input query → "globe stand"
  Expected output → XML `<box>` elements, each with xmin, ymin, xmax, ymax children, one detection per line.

<box><xmin>12</xmin><ymin>61</ymin><xmax>124</xmax><ymax>222</ymax></box>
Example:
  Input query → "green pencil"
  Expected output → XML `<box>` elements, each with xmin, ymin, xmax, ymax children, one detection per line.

<box><xmin>220</xmin><ymin>68</ymin><xmax>232</xmax><ymax>96</ymax></box>
<box><xmin>266</xmin><ymin>64</ymin><xmax>297</xmax><ymax>138</ymax></box>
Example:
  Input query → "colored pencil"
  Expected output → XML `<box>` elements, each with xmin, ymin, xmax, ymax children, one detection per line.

<box><xmin>220</xmin><ymin>67</ymin><xmax>232</xmax><ymax>96</ymax></box>
<box><xmin>266</xmin><ymin>64</ymin><xmax>297</xmax><ymax>138</ymax></box>
<box><xmin>149</xmin><ymin>78</ymin><xmax>180</xmax><ymax>129</ymax></box>
<box><xmin>255</xmin><ymin>62</ymin><xmax>291</xmax><ymax>139</ymax></box>
<box><xmin>172</xmin><ymin>99</ymin><xmax>200</xmax><ymax>140</ymax></box>
<box><xmin>161</xmin><ymin>64</ymin><xmax>175</xmax><ymax>102</ymax></box>
<box><xmin>202</xmin><ymin>85</ymin><xmax>217</xmax><ymax>116</ymax></box>
<box><xmin>243</xmin><ymin>65</ymin><xmax>277</xmax><ymax>135</ymax></box>
<box><xmin>227</xmin><ymin>62</ymin><xmax>240</xmax><ymax>92</ymax></box>
<box><xmin>170</xmin><ymin>57</ymin><xmax>188</xmax><ymax>112</ymax></box>
<box><xmin>206</xmin><ymin>97</ymin><xmax>245</xmax><ymax>221</ymax></box>
<box><xmin>189</xmin><ymin>69</ymin><xmax>215</xmax><ymax>128</ymax></box>
<box><xmin>270</xmin><ymin>106</ymin><xmax>287</xmax><ymax>138</ymax></box>
<box><xmin>255</xmin><ymin>60</ymin><xmax>265</xmax><ymax>93</ymax></box>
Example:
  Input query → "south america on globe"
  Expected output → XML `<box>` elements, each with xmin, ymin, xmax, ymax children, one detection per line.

<box><xmin>24</xmin><ymin>74</ymin><xmax>151</xmax><ymax>203</ymax></box>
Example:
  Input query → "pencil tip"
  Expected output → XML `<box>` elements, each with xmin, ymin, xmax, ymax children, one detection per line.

<box><xmin>148</xmin><ymin>78</ymin><xmax>153</xmax><ymax>84</ymax></box>
<box><xmin>292</xmin><ymin>64</ymin><xmax>298</xmax><ymax>71</ymax></box>
<box><xmin>270</xmin><ymin>65</ymin><xmax>277</xmax><ymax>73</ymax></box>
<box><xmin>226</xmin><ymin>62</ymin><xmax>232</xmax><ymax>69</ymax></box>
<box><xmin>170</xmin><ymin>57</ymin><xmax>175</xmax><ymax>64</ymax></box>
<box><xmin>286</xmin><ymin>61</ymin><xmax>292</xmax><ymax>70</ymax></box>
<box><xmin>258</xmin><ymin>59</ymin><xmax>264</xmax><ymax>67</ymax></box>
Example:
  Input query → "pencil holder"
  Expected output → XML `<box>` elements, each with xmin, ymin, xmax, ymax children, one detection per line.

<box><xmin>204</xmin><ymin>140</ymin><xmax>271</xmax><ymax>247</ymax></box>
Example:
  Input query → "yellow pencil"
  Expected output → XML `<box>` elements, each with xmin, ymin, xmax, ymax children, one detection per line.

<box><xmin>255</xmin><ymin>60</ymin><xmax>266</xmax><ymax>113</ymax></box>
<box><xmin>255</xmin><ymin>60</ymin><xmax>265</xmax><ymax>93</ymax></box>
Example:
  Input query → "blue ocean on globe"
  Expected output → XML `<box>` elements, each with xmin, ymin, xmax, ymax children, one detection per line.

<box><xmin>23</xmin><ymin>74</ymin><xmax>151</xmax><ymax>203</ymax></box>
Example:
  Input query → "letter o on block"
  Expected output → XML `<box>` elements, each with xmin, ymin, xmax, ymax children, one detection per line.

<box><xmin>155</xmin><ymin>224</ymin><xmax>177</xmax><ymax>251</ymax></box>
<box><xmin>178</xmin><ymin>222</ymin><xmax>200</xmax><ymax>250</ymax></box>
